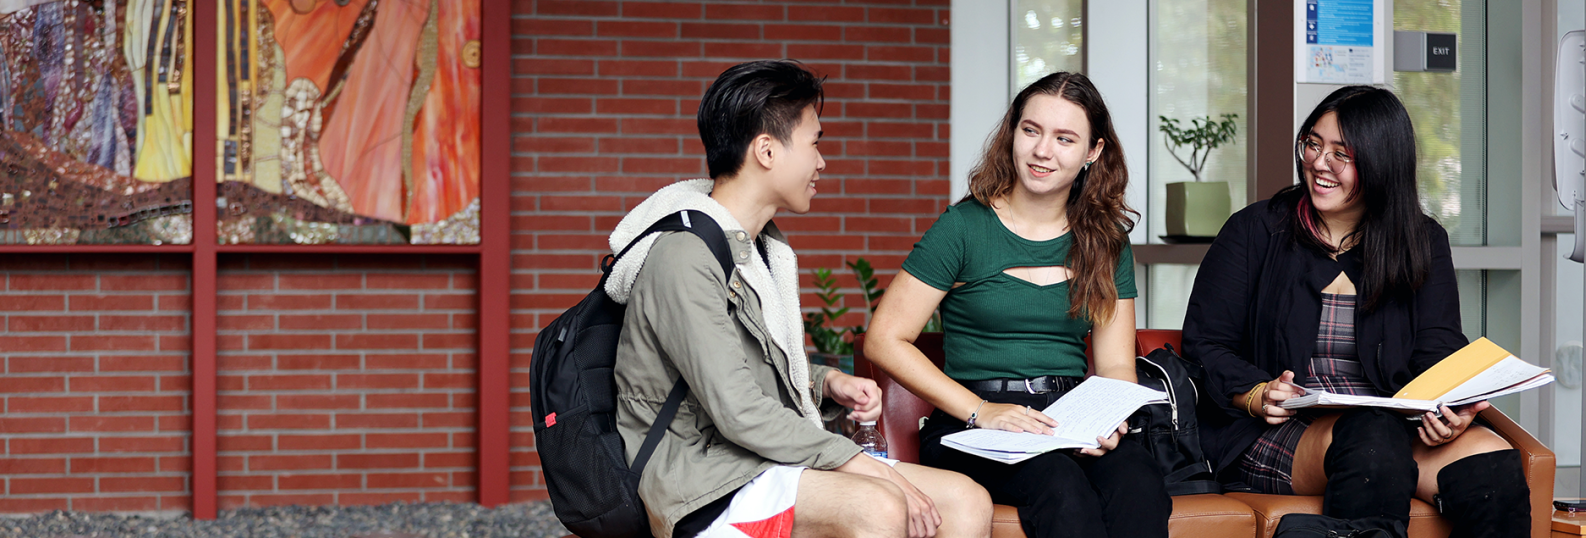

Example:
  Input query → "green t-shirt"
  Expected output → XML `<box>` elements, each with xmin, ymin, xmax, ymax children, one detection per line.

<box><xmin>901</xmin><ymin>199</ymin><xmax>1137</xmax><ymax>381</ymax></box>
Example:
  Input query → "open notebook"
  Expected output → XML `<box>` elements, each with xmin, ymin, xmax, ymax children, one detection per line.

<box><xmin>940</xmin><ymin>377</ymin><xmax>1167</xmax><ymax>464</ymax></box>
<box><xmin>1279</xmin><ymin>337</ymin><xmax>1554</xmax><ymax>413</ymax></box>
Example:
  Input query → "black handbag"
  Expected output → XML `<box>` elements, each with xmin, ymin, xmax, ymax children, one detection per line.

<box><xmin>1272</xmin><ymin>514</ymin><xmax>1408</xmax><ymax>538</ymax></box>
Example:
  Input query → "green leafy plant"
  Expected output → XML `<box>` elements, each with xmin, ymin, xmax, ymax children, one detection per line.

<box><xmin>803</xmin><ymin>267</ymin><xmax>854</xmax><ymax>355</ymax></box>
<box><xmin>846</xmin><ymin>257</ymin><xmax>942</xmax><ymax>335</ymax></box>
<box><xmin>846</xmin><ymin>258</ymin><xmax>883</xmax><ymax>336</ymax></box>
<box><xmin>804</xmin><ymin>258</ymin><xmax>943</xmax><ymax>355</ymax></box>
<box><xmin>1158</xmin><ymin>113</ymin><xmax>1239</xmax><ymax>182</ymax></box>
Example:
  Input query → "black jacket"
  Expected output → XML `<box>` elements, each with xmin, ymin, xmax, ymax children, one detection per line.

<box><xmin>1181</xmin><ymin>197</ymin><xmax>1467</xmax><ymax>475</ymax></box>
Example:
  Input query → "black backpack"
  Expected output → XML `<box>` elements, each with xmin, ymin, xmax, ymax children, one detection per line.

<box><xmin>1127</xmin><ymin>343</ymin><xmax>1222</xmax><ymax>496</ymax></box>
<box><xmin>1273</xmin><ymin>514</ymin><xmax>1408</xmax><ymax>538</ymax></box>
<box><xmin>531</xmin><ymin>210</ymin><xmax>734</xmax><ymax>538</ymax></box>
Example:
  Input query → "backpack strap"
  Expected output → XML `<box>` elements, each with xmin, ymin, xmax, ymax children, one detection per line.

<box><xmin>632</xmin><ymin>379</ymin><xmax>689</xmax><ymax>475</ymax></box>
<box><xmin>606</xmin><ymin>210</ymin><xmax>735</xmax><ymax>278</ymax></box>
<box><xmin>614</xmin><ymin>210</ymin><xmax>736</xmax><ymax>476</ymax></box>
<box><xmin>1164</xmin><ymin>461</ymin><xmax>1222</xmax><ymax>495</ymax></box>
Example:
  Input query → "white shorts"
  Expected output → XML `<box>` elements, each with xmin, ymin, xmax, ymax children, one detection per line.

<box><xmin>695</xmin><ymin>457</ymin><xmax>899</xmax><ymax>538</ymax></box>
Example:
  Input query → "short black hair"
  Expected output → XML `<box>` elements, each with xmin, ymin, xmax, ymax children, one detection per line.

<box><xmin>697</xmin><ymin>60</ymin><xmax>824</xmax><ymax>179</ymax></box>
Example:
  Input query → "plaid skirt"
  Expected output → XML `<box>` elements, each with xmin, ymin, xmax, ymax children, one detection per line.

<box><xmin>1234</xmin><ymin>293</ymin><xmax>1380</xmax><ymax>494</ymax></box>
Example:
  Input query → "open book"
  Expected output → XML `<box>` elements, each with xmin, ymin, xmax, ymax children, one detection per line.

<box><xmin>940</xmin><ymin>377</ymin><xmax>1167</xmax><ymax>464</ymax></box>
<box><xmin>1279</xmin><ymin>338</ymin><xmax>1554</xmax><ymax>413</ymax></box>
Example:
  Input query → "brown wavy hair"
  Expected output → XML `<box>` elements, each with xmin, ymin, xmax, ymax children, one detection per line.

<box><xmin>963</xmin><ymin>72</ymin><xmax>1137</xmax><ymax>324</ymax></box>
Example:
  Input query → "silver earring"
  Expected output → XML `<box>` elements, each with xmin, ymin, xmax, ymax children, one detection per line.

<box><xmin>1082</xmin><ymin>161</ymin><xmax>1092</xmax><ymax>171</ymax></box>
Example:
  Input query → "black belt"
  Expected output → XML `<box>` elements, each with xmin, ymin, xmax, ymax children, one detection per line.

<box><xmin>960</xmin><ymin>375</ymin><xmax>1080</xmax><ymax>394</ymax></box>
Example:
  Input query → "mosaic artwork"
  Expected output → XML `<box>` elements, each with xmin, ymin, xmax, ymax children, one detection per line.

<box><xmin>0</xmin><ymin>0</ymin><xmax>194</xmax><ymax>245</ymax></box>
<box><xmin>217</xmin><ymin>0</ymin><xmax>481</xmax><ymax>245</ymax></box>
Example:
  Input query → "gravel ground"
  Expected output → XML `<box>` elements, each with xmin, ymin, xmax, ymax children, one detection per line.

<box><xmin>0</xmin><ymin>501</ymin><xmax>570</xmax><ymax>538</ymax></box>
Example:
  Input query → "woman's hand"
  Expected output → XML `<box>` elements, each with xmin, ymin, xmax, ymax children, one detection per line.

<box><xmin>973</xmin><ymin>402</ymin><xmax>1058</xmax><ymax>435</ymax></box>
<box><xmin>824</xmin><ymin>371</ymin><xmax>883</xmax><ymax>423</ymax></box>
<box><xmin>1418</xmin><ymin>401</ymin><xmax>1490</xmax><ymax>447</ymax></box>
<box><xmin>1245</xmin><ymin>371</ymin><xmax>1303</xmax><ymax>425</ymax></box>
<box><xmin>1076</xmin><ymin>422</ymin><xmax>1129</xmax><ymax>457</ymax></box>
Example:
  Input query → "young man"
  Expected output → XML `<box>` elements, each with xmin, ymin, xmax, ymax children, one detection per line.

<box><xmin>607</xmin><ymin>60</ymin><xmax>993</xmax><ymax>538</ymax></box>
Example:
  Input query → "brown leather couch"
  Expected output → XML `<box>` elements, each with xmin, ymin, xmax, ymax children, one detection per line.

<box><xmin>852</xmin><ymin>330</ymin><xmax>1556</xmax><ymax>538</ymax></box>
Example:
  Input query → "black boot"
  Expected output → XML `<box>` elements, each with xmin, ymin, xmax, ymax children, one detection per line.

<box><xmin>1435</xmin><ymin>449</ymin><xmax>1530</xmax><ymax>538</ymax></box>
<box><xmin>1322</xmin><ymin>408</ymin><xmax>1418</xmax><ymax>525</ymax></box>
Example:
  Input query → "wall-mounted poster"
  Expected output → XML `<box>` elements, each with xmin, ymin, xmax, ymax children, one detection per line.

<box><xmin>0</xmin><ymin>0</ymin><xmax>195</xmax><ymax>245</ymax></box>
<box><xmin>217</xmin><ymin>0</ymin><xmax>481</xmax><ymax>245</ymax></box>
<box><xmin>1294</xmin><ymin>0</ymin><xmax>1386</xmax><ymax>85</ymax></box>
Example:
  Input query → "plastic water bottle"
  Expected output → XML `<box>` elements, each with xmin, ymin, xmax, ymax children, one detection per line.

<box><xmin>852</xmin><ymin>421</ymin><xmax>888</xmax><ymax>459</ymax></box>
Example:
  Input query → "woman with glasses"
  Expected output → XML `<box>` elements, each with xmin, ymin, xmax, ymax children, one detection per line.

<box><xmin>1181</xmin><ymin>86</ymin><xmax>1529</xmax><ymax>537</ymax></box>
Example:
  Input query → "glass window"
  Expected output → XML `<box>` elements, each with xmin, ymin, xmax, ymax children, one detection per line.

<box><xmin>1476</xmin><ymin>269</ymin><xmax>1525</xmax><ymax>418</ymax></box>
<box><xmin>1393</xmin><ymin>0</ymin><xmax>1487</xmax><ymax>245</ymax></box>
<box><xmin>1556</xmin><ymin>235</ymin><xmax>1584</xmax><ymax>468</ymax></box>
<box><xmin>1013</xmin><ymin>0</ymin><xmax>1085</xmax><ymax>89</ymax></box>
<box><xmin>1145</xmin><ymin>264</ymin><xmax>1199</xmax><ymax>329</ymax></box>
<box><xmin>1148</xmin><ymin>0</ymin><xmax>1248</xmax><ymax>243</ymax></box>
<box><xmin>1137</xmin><ymin>0</ymin><xmax>1246</xmax><ymax>327</ymax></box>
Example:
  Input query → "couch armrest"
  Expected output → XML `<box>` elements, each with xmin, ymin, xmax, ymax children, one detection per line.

<box><xmin>1479</xmin><ymin>407</ymin><xmax>1554</xmax><ymax>538</ymax></box>
<box><xmin>853</xmin><ymin>333</ymin><xmax>945</xmax><ymax>464</ymax></box>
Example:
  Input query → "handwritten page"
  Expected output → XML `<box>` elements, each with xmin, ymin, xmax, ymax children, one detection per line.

<box><xmin>1281</xmin><ymin>354</ymin><xmax>1554</xmax><ymax>412</ymax></box>
<box><xmin>941</xmin><ymin>428</ymin><xmax>1077</xmax><ymax>453</ymax></box>
<box><xmin>1279</xmin><ymin>389</ymin><xmax>1441</xmax><ymax>412</ymax></box>
<box><xmin>940</xmin><ymin>377</ymin><xmax>1167</xmax><ymax>464</ymax></box>
<box><xmin>1040</xmin><ymin>377</ymin><xmax>1167</xmax><ymax>443</ymax></box>
<box><xmin>1439</xmin><ymin>357</ymin><xmax>1550</xmax><ymax>404</ymax></box>
<box><xmin>1445</xmin><ymin>373</ymin><xmax>1554</xmax><ymax>406</ymax></box>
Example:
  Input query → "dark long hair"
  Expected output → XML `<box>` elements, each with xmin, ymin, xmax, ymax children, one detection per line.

<box><xmin>1276</xmin><ymin>85</ymin><xmax>1429</xmax><ymax>312</ymax></box>
<box><xmin>963</xmin><ymin>72</ymin><xmax>1138</xmax><ymax>324</ymax></box>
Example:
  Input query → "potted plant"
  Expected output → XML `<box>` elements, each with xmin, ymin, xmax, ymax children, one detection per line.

<box><xmin>1158</xmin><ymin>113</ymin><xmax>1239</xmax><ymax>238</ymax></box>
<box><xmin>804</xmin><ymin>265</ymin><xmax>856</xmax><ymax>372</ymax></box>
<box><xmin>804</xmin><ymin>258</ymin><xmax>941</xmax><ymax>434</ymax></box>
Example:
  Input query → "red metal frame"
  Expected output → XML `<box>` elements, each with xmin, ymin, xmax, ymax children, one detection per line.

<box><xmin>476</xmin><ymin>0</ymin><xmax>514</xmax><ymax>510</ymax></box>
<box><xmin>191</xmin><ymin>0</ymin><xmax>219</xmax><ymax>518</ymax></box>
<box><xmin>215</xmin><ymin>245</ymin><xmax>485</xmax><ymax>254</ymax></box>
<box><xmin>0</xmin><ymin>246</ymin><xmax>196</xmax><ymax>253</ymax></box>
<box><xmin>6</xmin><ymin>0</ymin><xmax>512</xmax><ymax>519</ymax></box>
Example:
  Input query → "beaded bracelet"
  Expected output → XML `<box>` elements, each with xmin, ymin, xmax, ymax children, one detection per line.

<box><xmin>965</xmin><ymin>399</ymin><xmax>988</xmax><ymax>429</ymax></box>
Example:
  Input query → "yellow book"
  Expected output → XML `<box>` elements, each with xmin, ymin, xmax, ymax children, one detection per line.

<box><xmin>1283</xmin><ymin>337</ymin><xmax>1551</xmax><ymax>412</ymax></box>
<box><xmin>1393</xmin><ymin>337</ymin><xmax>1514</xmax><ymax>400</ymax></box>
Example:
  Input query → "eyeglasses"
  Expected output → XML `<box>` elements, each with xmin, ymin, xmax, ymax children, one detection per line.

<box><xmin>1296</xmin><ymin>139</ymin><xmax>1354</xmax><ymax>173</ymax></box>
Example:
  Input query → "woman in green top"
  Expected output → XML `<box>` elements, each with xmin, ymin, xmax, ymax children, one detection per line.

<box><xmin>865</xmin><ymin>72</ymin><xmax>1169</xmax><ymax>538</ymax></box>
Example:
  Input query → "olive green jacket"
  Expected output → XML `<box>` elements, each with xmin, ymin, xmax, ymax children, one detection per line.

<box><xmin>608</xmin><ymin>181</ymin><xmax>861</xmax><ymax>538</ymax></box>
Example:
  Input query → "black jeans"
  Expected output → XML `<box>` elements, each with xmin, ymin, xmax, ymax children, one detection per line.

<box><xmin>918</xmin><ymin>385</ymin><xmax>1171</xmax><ymax>538</ymax></box>
<box><xmin>1321</xmin><ymin>408</ymin><xmax>1420</xmax><ymax>523</ymax></box>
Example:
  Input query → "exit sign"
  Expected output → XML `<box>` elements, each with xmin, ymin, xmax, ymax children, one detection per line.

<box><xmin>1394</xmin><ymin>31</ymin><xmax>1457</xmax><ymax>72</ymax></box>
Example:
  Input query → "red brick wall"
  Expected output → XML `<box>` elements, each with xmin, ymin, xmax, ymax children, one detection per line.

<box><xmin>0</xmin><ymin>255</ymin><xmax>194</xmax><ymax>513</ymax></box>
<box><xmin>214</xmin><ymin>255</ymin><xmax>478</xmax><ymax>508</ymax></box>
<box><xmin>513</xmin><ymin>0</ymin><xmax>952</xmax><ymax>502</ymax></box>
<box><xmin>0</xmin><ymin>254</ymin><xmax>479</xmax><ymax>512</ymax></box>
<box><xmin>0</xmin><ymin>0</ymin><xmax>951</xmax><ymax>513</ymax></box>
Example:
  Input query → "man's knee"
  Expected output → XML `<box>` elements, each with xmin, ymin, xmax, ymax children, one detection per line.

<box><xmin>844</xmin><ymin>476</ymin><xmax>909</xmax><ymax>538</ymax></box>
<box><xmin>936</xmin><ymin>472</ymin><xmax>993</xmax><ymax>523</ymax></box>
<box><xmin>796</xmin><ymin>471</ymin><xmax>907</xmax><ymax>538</ymax></box>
